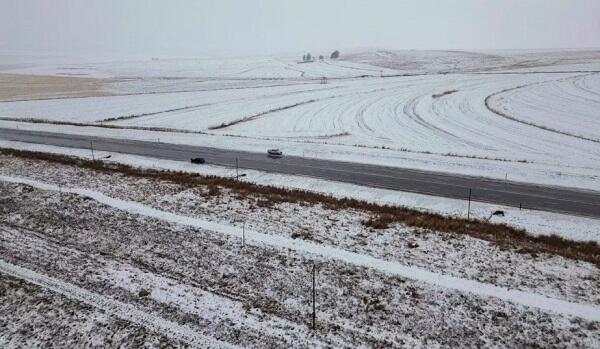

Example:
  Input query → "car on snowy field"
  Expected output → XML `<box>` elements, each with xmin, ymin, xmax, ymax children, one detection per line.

<box><xmin>267</xmin><ymin>149</ymin><xmax>283</xmax><ymax>158</ymax></box>
<box><xmin>190</xmin><ymin>157</ymin><xmax>206</xmax><ymax>164</ymax></box>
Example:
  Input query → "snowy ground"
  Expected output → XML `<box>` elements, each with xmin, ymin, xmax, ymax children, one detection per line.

<box><xmin>0</xmin><ymin>272</ymin><xmax>187</xmax><ymax>348</ymax></box>
<box><xmin>1</xmin><ymin>49</ymin><xmax>600</xmax><ymax>190</ymax></box>
<box><xmin>343</xmin><ymin>49</ymin><xmax>600</xmax><ymax>74</ymax></box>
<box><xmin>488</xmin><ymin>73</ymin><xmax>600</xmax><ymax>142</ymax></box>
<box><xmin>1</xmin><ymin>49</ymin><xmax>600</xmax><ymax>346</ymax></box>
<box><xmin>0</xmin><ymin>152</ymin><xmax>599</xmax><ymax>347</ymax></box>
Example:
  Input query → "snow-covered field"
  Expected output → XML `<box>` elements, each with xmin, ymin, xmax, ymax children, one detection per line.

<box><xmin>343</xmin><ymin>49</ymin><xmax>600</xmax><ymax>74</ymax></box>
<box><xmin>1</xmin><ymin>49</ymin><xmax>600</xmax><ymax>190</ymax></box>
<box><xmin>0</xmin><ymin>151</ymin><xmax>599</xmax><ymax>347</ymax></box>
<box><xmin>1</xmin><ymin>50</ymin><xmax>600</xmax><ymax>345</ymax></box>
<box><xmin>488</xmin><ymin>73</ymin><xmax>600</xmax><ymax>142</ymax></box>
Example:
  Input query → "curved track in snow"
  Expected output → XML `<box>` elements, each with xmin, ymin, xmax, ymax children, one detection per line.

<box><xmin>213</xmin><ymin>73</ymin><xmax>600</xmax><ymax>166</ymax></box>
<box><xmin>485</xmin><ymin>73</ymin><xmax>600</xmax><ymax>143</ymax></box>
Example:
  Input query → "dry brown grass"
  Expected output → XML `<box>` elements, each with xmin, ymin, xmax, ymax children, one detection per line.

<box><xmin>2</xmin><ymin>147</ymin><xmax>599</xmax><ymax>266</ymax></box>
<box><xmin>0</xmin><ymin>117</ymin><xmax>207</xmax><ymax>135</ymax></box>
<box><xmin>207</xmin><ymin>100</ymin><xmax>315</xmax><ymax>130</ymax></box>
<box><xmin>0</xmin><ymin>73</ymin><xmax>114</xmax><ymax>102</ymax></box>
<box><xmin>432</xmin><ymin>90</ymin><xmax>458</xmax><ymax>98</ymax></box>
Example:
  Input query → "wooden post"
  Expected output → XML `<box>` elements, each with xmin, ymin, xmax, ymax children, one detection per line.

<box><xmin>236</xmin><ymin>157</ymin><xmax>239</xmax><ymax>180</ymax></box>
<box><xmin>312</xmin><ymin>263</ymin><xmax>316</xmax><ymax>331</ymax></box>
<box><xmin>90</xmin><ymin>141</ymin><xmax>95</xmax><ymax>161</ymax></box>
<box><xmin>467</xmin><ymin>189</ymin><xmax>472</xmax><ymax>221</ymax></box>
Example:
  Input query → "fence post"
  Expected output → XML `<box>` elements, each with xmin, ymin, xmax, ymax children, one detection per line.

<box><xmin>467</xmin><ymin>189</ymin><xmax>472</xmax><ymax>221</ymax></box>
<box><xmin>312</xmin><ymin>263</ymin><xmax>316</xmax><ymax>331</ymax></box>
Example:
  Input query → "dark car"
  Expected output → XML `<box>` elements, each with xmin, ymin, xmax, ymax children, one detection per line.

<box><xmin>267</xmin><ymin>149</ymin><xmax>283</xmax><ymax>158</ymax></box>
<box><xmin>190</xmin><ymin>157</ymin><xmax>206</xmax><ymax>164</ymax></box>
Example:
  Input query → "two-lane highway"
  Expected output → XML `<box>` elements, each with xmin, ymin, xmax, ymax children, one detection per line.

<box><xmin>2</xmin><ymin>127</ymin><xmax>600</xmax><ymax>218</ymax></box>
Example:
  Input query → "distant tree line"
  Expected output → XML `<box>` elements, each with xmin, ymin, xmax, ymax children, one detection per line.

<box><xmin>301</xmin><ymin>50</ymin><xmax>340</xmax><ymax>62</ymax></box>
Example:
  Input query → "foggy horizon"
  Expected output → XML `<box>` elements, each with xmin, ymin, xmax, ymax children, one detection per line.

<box><xmin>2</xmin><ymin>0</ymin><xmax>600</xmax><ymax>58</ymax></box>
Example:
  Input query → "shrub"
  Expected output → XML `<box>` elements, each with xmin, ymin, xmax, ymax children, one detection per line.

<box><xmin>138</xmin><ymin>288</ymin><xmax>151</xmax><ymax>298</ymax></box>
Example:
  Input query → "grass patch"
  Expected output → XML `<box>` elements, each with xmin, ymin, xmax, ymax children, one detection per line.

<box><xmin>138</xmin><ymin>288</ymin><xmax>151</xmax><ymax>298</ymax></box>
<box><xmin>206</xmin><ymin>185</ymin><xmax>221</xmax><ymax>197</ymax></box>
<box><xmin>2</xmin><ymin>147</ymin><xmax>599</xmax><ymax>266</ymax></box>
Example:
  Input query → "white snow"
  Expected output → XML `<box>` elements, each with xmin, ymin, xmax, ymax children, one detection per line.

<box><xmin>2</xmin><ymin>50</ymin><xmax>600</xmax><ymax>191</ymax></box>
<box><xmin>0</xmin><ymin>55</ymin><xmax>397</xmax><ymax>79</ymax></box>
<box><xmin>103</xmin><ymin>262</ymin><xmax>322</xmax><ymax>346</ymax></box>
<box><xmin>0</xmin><ymin>258</ymin><xmax>239</xmax><ymax>349</ymax></box>
<box><xmin>488</xmin><ymin>73</ymin><xmax>600</xmax><ymax>142</ymax></box>
<box><xmin>2</xmin><ymin>173</ymin><xmax>599</xmax><ymax>322</ymax></box>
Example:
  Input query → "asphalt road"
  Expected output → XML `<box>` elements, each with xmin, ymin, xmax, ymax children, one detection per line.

<box><xmin>2</xmin><ymin>127</ymin><xmax>600</xmax><ymax>218</ymax></box>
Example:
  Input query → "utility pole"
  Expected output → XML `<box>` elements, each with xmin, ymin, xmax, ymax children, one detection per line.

<box><xmin>312</xmin><ymin>263</ymin><xmax>316</xmax><ymax>331</ymax></box>
<box><xmin>467</xmin><ymin>189</ymin><xmax>472</xmax><ymax>221</ymax></box>
<box><xmin>90</xmin><ymin>141</ymin><xmax>95</xmax><ymax>161</ymax></box>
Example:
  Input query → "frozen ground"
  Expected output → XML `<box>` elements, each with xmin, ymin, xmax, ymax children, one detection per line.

<box><xmin>1</xmin><ymin>49</ymin><xmax>600</xmax><ymax>190</ymax></box>
<box><xmin>0</xmin><ymin>152</ymin><xmax>599</xmax><ymax>347</ymax></box>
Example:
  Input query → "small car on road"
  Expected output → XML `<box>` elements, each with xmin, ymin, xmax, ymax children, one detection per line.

<box><xmin>190</xmin><ymin>157</ymin><xmax>206</xmax><ymax>164</ymax></box>
<box><xmin>267</xmin><ymin>149</ymin><xmax>283</xmax><ymax>158</ymax></box>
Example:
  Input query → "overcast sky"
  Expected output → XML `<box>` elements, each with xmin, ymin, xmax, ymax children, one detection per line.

<box><xmin>1</xmin><ymin>0</ymin><xmax>600</xmax><ymax>57</ymax></box>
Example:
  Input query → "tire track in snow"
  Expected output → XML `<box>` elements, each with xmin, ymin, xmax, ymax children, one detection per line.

<box><xmin>575</xmin><ymin>74</ymin><xmax>600</xmax><ymax>98</ymax></box>
<box><xmin>485</xmin><ymin>74</ymin><xmax>600</xmax><ymax>144</ymax></box>
<box><xmin>0</xmin><ymin>259</ymin><xmax>239</xmax><ymax>349</ymax></box>
<box><xmin>3</xmin><ymin>174</ymin><xmax>600</xmax><ymax>322</ymax></box>
<box><xmin>402</xmin><ymin>94</ymin><xmax>462</xmax><ymax>140</ymax></box>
